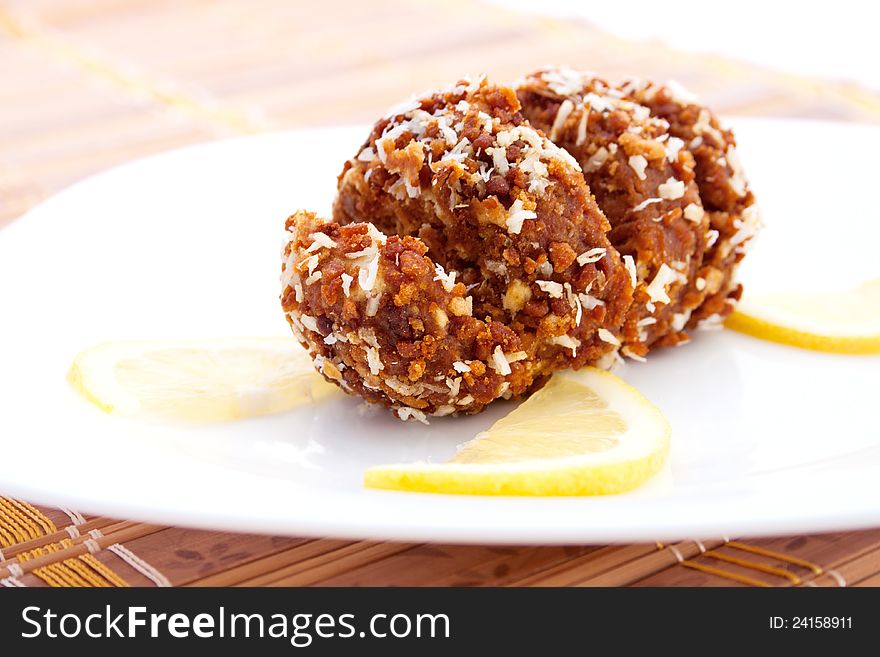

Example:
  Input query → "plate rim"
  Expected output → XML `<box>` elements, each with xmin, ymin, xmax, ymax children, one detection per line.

<box><xmin>2</xmin><ymin>117</ymin><xmax>880</xmax><ymax>544</ymax></box>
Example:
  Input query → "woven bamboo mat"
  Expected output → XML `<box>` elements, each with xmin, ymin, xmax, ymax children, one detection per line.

<box><xmin>2</xmin><ymin>0</ymin><xmax>880</xmax><ymax>587</ymax></box>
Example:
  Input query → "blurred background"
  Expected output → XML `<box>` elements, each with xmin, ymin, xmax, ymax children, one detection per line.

<box><xmin>2</xmin><ymin>0</ymin><xmax>879</xmax><ymax>231</ymax></box>
<box><xmin>495</xmin><ymin>0</ymin><xmax>880</xmax><ymax>89</ymax></box>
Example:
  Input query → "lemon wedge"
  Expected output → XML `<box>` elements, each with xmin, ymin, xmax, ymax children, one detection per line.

<box><xmin>726</xmin><ymin>279</ymin><xmax>880</xmax><ymax>354</ymax></box>
<box><xmin>365</xmin><ymin>368</ymin><xmax>670</xmax><ymax>496</ymax></box>
<box><xmin>68</xmin><ymin>337</ymin><xmax>335</xmax><ymax>422</ymax></box>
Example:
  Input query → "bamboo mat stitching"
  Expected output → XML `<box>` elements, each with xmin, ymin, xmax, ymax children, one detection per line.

<box><xmin>16</xmin><ymin>538</ymin><xmax>128</xmax><ymax>587</ymax></box>
<box><xmin>1</xmin><ymin>575</ymin><xmax>26</xmax><ymax>587</ymax></box>
<box><xmin>58</xmin><ymin>507</ymin><xmax>87</xmax><ymax>526</ymax></box>
<box><xmin>0</xmin><ymin>496</ymin><xmax>57</xmax><ymax>546</ymax></box>
<box><xmin>108</xmin><ymin>544</ymin><xmax>172</xmax><ymax>587</ymax></box>
<box><xmin>657</xmin><ymin>538</ymin><xmax>834</xmax><ymax>587</ymax></box>
<box><xmin>0</xmin><ymin>522</ymin><xmax>167</xmax><ymax>586</ymax></box>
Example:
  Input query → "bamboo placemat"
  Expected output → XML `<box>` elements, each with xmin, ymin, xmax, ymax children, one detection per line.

<box><xmin>2</xmin><ymin>0</ymin><xmax>880</xmax><ymax>587</ymax></box>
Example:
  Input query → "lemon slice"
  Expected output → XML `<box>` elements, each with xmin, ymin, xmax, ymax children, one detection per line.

<box><xmin>68</xmin><ymin>337</ymin><xmax>335</xmax><ymax>422</ymax></box>
<box><xmin>726</xmin><ymin>279</ymin><xmax>880</xmax><ymax>354</ymax></box>
<box><xmin>365</xmin><ymin>368</ymin><xmax>670</xmax><ymax>496</ymax></box>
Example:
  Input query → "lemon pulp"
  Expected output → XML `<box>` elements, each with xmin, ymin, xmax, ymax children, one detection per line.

<box><xmin>68</xmin><ymin>337</ymin><xmax>334</xmax><ymax>422</ymax></box>
<box><xmin>365</xmin><ymin>368</ymin><xmax>670</xmax><ymax>496</ymax></box>
<box><xmin>726</xmin><ymin>279</ymin><xmax>880</xmax><ymax>354</ymax></box>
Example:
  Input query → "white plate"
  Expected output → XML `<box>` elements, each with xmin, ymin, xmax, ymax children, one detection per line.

<box><xmin>1</xmin><ymin>119</ymin><xmax>878</xmax><ymax>544</ymax></box>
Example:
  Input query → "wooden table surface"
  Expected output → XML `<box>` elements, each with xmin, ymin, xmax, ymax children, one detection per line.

<box><xmin>2</xmin><ymin>0</ymin><xmax>880</xmax><ymax>587</ymax></box>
